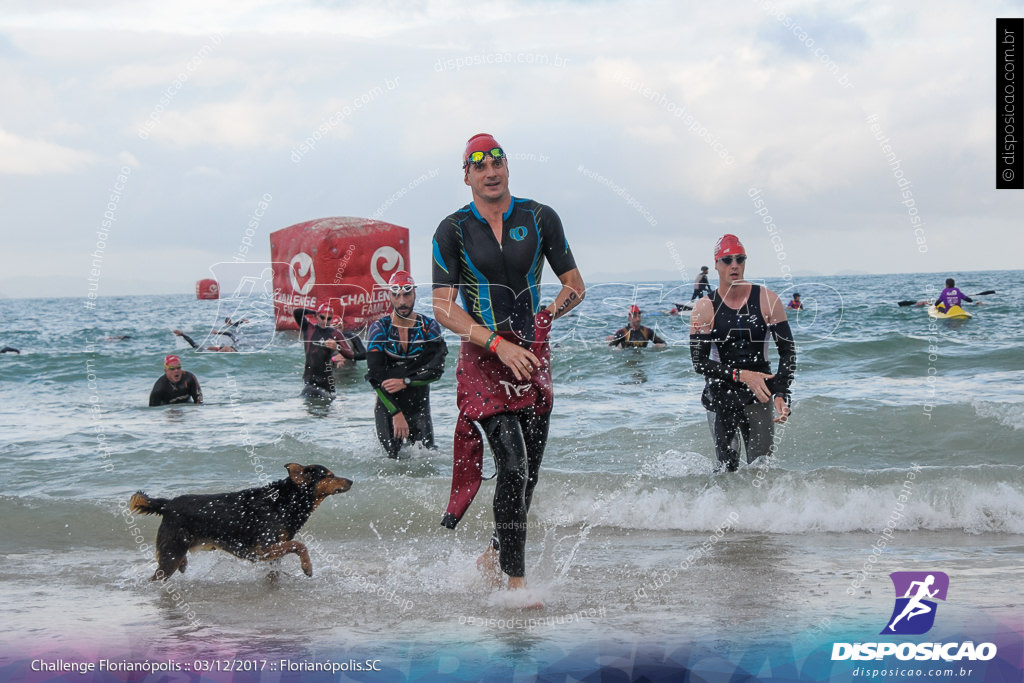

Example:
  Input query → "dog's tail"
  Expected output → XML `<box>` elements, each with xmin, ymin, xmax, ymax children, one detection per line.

<box><xmin>129</xmin><ymin>491</ymin><xmax>167</xmax><ymax>515</ymax></box>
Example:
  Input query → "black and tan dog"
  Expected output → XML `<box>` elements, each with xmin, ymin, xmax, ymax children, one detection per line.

<box><xmin>130</xmin><ymin>463</ymin><xmax>351</xmax><ymax>580</ymax></box>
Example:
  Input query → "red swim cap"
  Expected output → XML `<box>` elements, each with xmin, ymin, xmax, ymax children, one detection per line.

<box><xmin>164</xmin><ymin>354</ymin><xmax>181</xmax><ymax>368</ymax></box>
<box><xmin>317</xmin><ymin>302</ymin><xmax>332</xmax><ymax>316</ymax></box>
<box><xmin>714</xmin><ymin>234</ymin><xmax>746</xmax><ymax>261</ymax></box>
<box><xmin>628</xmin><ymin>305</ymin><xmax>642</xmax><ymax>314</ymax></box>
<box><xmin>463</xmin><ymin>133</ymin><xmax>502</xmax><ymax>166</ymax></box>
<box><xmin>388</xmin><ymin>270</ymin><xmax>415</xmax><ymax>287</ymax></box>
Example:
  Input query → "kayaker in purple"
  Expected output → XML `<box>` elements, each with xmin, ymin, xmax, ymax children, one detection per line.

<box><xmin>934</xmin><ymin>278</ymin><xmax>973</xmax><ymax>312</ymax></box>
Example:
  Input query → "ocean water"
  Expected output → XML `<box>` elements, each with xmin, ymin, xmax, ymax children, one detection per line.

<box><xmin>0</xmin><ymin>270</ymin><xmax>1022</xmax><ymax>681</ymax></box>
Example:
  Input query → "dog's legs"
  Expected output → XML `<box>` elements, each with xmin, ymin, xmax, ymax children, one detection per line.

<box><xmin>151</xmin><ymin>551</ymin><xmax>188</xmax><ymax>581</ymax></box>
<box><xmin>258</xmin><ymin>541</ymin><xmax>313</xmax><ymax>577</ymax></box>
<box><xmin>152</xmin><ymin>528</ymin><xmax>191</xmax><ymax>581</ymax></box>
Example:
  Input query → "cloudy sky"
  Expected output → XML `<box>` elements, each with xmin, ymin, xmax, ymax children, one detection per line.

<box><xmin>1</xmin><ymin>0</ymin><xmax>1020</xmax><ymax>299</ymax></box>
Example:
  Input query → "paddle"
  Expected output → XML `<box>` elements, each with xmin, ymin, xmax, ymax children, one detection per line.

<box><xmin>897</xmin><ymin>290</ymin><xmax>995</xmax><ymax>307</ymax></box>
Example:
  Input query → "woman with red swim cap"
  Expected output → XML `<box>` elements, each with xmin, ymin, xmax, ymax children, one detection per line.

<box><xmin>688</xmin><ymin>235</ymin><xmax>797</xmax><ymax>471</ymax></box>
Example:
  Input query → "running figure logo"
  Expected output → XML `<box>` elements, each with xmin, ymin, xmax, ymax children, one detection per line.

<box><xmin>881</xmin><ymin>571</ymin><xmax>949</xmax><ymax>635</ymax></box>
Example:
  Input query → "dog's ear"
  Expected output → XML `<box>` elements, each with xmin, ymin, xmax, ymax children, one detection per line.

<box><xmin>285</xmin><ymin>463</ymin><xmax>309</xmax><ymax>485</ymax></box>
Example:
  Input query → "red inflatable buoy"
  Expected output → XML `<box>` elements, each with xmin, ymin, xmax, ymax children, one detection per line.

<box><xmin>270</xmin><ymin>217</ymin><xmax>410</xmax><ymax>331</ymax></box>
<box><xmin>196</xmin><ymin>278</ymin><xmax>219</xmax><ymax>300</ymax></box>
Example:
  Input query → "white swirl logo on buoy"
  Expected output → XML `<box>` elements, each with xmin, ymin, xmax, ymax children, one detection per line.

<box><xmin>289</xmin><ymin>252</ymin><xmax>316</xmax><ymax>295</ymax></box>
<box><xmin>370</xmin><ymin>246</ymin><xmax>405</xmax><ymax>286</ymax></box>
<box><xmin>209</xmin><ymin>283</ymin><xmax>219</xmax><ymax>294</ymax></box>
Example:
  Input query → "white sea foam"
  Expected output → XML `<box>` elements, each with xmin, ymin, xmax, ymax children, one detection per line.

<box><xmin>541</xmin><ymin>466</ymin><xmax>1024</xmax><ymax>534</ymax></box>
<box><xmin>972</xmin><ymin>399</ymin><xmax>1024</xmax><ymax>431</ymax></box>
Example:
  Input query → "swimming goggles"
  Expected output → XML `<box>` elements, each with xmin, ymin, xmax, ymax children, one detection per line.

<box><xmin>387</xmin><ymin>284</ymin><xmax>415</xmax><ymax>294</ymax></box>
<box><xmin>718</xmin><ymin>255</ymin><xmax>747</xmax><ymax>265</ymax></box>
<box><xmin>464</xmin><ymin>147</ymin><xmax>505</xmax><ymax>168</ymax></box>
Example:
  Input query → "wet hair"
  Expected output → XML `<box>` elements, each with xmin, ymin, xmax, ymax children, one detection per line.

<box><xmin>945</xmin><ymin>278</ymin><xmax>955</xmax><ymax>288</ymax></box>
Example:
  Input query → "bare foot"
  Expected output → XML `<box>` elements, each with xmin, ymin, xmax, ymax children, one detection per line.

<box><xmin>507</xmin><ymin>577</ymin><xmax>544</xmax><ymax>609</ymax></box>
<box><xmin>476</xmin><ymin>546</ymin><xmax>502</xmax><ymax>588</ymax></box>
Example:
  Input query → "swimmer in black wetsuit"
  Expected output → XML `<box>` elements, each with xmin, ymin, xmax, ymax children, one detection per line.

<box><xmin>365</xmin><ymin>271</ymin><xmax>447</xmax><ymax>458</ymax></box>
<box><xmin>432</xmin><ymin>133</ymin><xmax>585</xmax><ymax>596</ymax></box>
<box><xmin>212</xmin><ymin>317</ymin><xmax>249</xmax><ymax>344</ymax></box>
<box><xmin>690</xmin><ymin>266</ymin><xmax>713</xmax><ymax>301</ymax></box>
<box><xmin>149</xmin><ymin>354</ymin><xmax>203</xmax><ymax>406</ymax></box>
<box><xmin>294</xmin><ymin>303</ymin><xmax>366</xmax><ymax>398</ymax></box>
<box><xmin>608</xmin><ymin>305</ymin><xmax>666</xmax><ymax>348</ymax></box>
<box><xmin>219</xmin><ymin>317</ymin><xmax>248</xmax><ymax>332</ymax></box>
<box><xmin>689</xmin><ymin>235</ymin><xmax>796</xmax><ymax>472</ymax></box>
<box><xmin>173</xmin><ymin>329</ymin><xmax>236</xmax><ymax>352</ymax></box>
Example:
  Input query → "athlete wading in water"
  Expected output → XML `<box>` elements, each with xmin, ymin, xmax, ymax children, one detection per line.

<box><xmin>689</xmin><ymin>234</ymin><xmax>796</xmax><ymax>472</ymax></box>
<box><xmin>364</xmin><ymin>271</ymin><xmax>447</xmax><ymax>458</ymax></box>
<box><xmin>294</xmin><ymin>302</ymin><xmax>365</xmax><ymax>399</ymax></box>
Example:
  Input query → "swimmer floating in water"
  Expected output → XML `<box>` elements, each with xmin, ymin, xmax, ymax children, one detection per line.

<box><xmin>173</xmin><ymin>329</ymin><xmax>236</xmax><ymax>352</ymax></box>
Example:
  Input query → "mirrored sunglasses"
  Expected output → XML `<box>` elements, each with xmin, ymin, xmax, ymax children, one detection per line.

<box><xmin>464</xmin><ymin>147</ymin><xmax>505</xmax><ymax>168</ymax></box>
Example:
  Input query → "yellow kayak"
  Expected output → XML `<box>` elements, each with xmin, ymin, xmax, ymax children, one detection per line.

<box><xmin>928</xmin><ymin>304</ymin><xmax>972</xmax><ymax>320</ymax></box>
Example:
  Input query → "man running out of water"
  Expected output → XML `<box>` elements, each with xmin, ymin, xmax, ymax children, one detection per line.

<box><xmin>432</xmin><ymin>133</ymin><xmax>585</xmax><ymax>595</ymax></box>
<box><xmin>689</xmin><ymin>234</ymin><xmax>796</xmax><ymax>472</ymax></box>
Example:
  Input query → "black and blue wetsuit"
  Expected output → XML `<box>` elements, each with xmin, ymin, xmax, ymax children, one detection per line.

<box><xmin>432</xmin><ymin>197</ymin><xmax>577</xmax><ymax>342</ymax></box>
<box><xmin>432</xmin><ymin>197</ymin><xmax>577</xmax><ymax>577</ymax></box>
<box><xmin>364</xmin><ymin>314</ymin><xmax>447</xmax><ymax>458</ymax></box>
<box><xmin>690</xmin><ymin>285</ymin><xmax>796</xmax><ymax>471</ymax></box>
